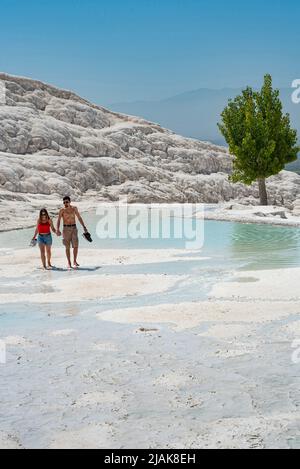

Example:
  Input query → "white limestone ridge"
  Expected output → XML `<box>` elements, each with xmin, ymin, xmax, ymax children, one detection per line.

<box><xmin>0</xmin><ymin>72</ymin><xmax>300</xmax><ymax>208</ymax></box>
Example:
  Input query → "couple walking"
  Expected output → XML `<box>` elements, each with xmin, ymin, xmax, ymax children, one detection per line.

<box><xmin>32</xmin><ymin>196</ymin><xmax>89</xmax><ymax>270</ymax></box>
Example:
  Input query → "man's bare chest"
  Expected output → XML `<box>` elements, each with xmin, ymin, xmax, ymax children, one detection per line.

<box><xmin>62</xmin><ymin>209</ymin><xmax>75</xmax><ymax>222</ymax></box>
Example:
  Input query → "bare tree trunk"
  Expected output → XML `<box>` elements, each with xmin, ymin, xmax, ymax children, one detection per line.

<box><xmin>258</xmin><ymin>178</ymin><xmax>268</xmax><ymax>205</ymax></box>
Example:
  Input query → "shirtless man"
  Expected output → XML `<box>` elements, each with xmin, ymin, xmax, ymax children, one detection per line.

<box><xmin>57</xmin><ymin>196</ymin><xmax>88</xmax><ymax>269</ymax></box>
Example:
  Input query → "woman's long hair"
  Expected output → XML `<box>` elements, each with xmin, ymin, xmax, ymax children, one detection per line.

<box><xmin>39</xmin><ymin>208</ymin><xmax>50</xmax><ymax>224</ymax></box>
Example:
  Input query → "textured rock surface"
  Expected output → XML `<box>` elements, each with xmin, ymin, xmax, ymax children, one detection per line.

<box><xmin>0</xmin><ymin>73</ymin><xmax>300</xmax><ymax>212</ymax></box>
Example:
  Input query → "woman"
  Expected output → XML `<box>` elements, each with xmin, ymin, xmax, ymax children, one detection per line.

<box><xmin>32</xmin><ymin>209</ymin><xmax>57</xmax><ymax>269</ymax></box>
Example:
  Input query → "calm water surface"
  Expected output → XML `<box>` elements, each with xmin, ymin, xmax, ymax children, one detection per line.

<box><xmin>1</xmin><ymin>214</ymin><xmax>300</xmax><ymax>270</ymax></box>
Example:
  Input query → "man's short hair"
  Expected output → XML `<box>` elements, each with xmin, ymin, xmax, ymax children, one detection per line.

<box><xmin>63</xmin><ymin>196</ymin><xmax>71</xmax><ymax>202</ymax></box>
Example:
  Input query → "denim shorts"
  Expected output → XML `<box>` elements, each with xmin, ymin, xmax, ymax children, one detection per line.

<box><xmin>38</xmin><ymin>233</ymin><xmax>53</xmax><ymax>246</ymax></box>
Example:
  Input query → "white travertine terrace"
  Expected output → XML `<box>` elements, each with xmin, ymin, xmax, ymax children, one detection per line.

<box><xmin>1</xmin><ymin>73</ymin><xmax>300</xmax><ymax>214</ymax></box>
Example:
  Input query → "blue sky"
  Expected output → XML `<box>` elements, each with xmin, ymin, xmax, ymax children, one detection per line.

<box><xmin>0</xmin><ymin>0</ymin><xmax>299</xmax><ymax>104</ymax></box>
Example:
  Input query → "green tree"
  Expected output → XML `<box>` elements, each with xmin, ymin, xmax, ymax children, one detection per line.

<box><xmin>218</xmin><ymin>74</ymin><xmax>299</xmax><ymax>205</ymax></box>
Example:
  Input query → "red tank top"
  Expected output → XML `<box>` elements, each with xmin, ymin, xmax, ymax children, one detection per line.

<box><xmin>38</xmin><ymin>221</ymin><xmax>51</xmax><ymax>235</ymax></box>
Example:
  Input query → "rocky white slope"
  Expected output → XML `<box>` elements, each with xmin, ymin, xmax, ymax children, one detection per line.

<box><xmin>0</xmin><ymin>73</ymin><xmax>300</xmax><ymax>228</ymax></box>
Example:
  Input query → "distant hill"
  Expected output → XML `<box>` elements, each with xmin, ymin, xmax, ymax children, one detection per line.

<box><xmin>110</xmin><ymin>87</ymin><xmax>300</xmax><ymax>164</ymax></box>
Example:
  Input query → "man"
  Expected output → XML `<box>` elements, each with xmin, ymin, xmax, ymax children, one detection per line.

<box><xmin>57</xmin><ymin>196</ymin><xmax>88</xmax><ymax>269</ymax></box>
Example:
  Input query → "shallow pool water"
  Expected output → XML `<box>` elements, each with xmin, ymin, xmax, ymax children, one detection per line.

<box><xmin>1</xmin><ymin>213</ymin><xmax>300</xmax><ymax>270</ymax></box>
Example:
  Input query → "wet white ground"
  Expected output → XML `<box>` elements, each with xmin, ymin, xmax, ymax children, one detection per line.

<box><xmin>0</xmin><ymin>247</ymin><xmax>300</xmax><ymax>449</ymax></box>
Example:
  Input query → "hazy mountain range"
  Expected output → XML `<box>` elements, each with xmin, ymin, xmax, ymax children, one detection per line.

<box><xmin>110</xmin><ymin>87</ymin><xmax>300</xmax><ymax>172</ymax></box>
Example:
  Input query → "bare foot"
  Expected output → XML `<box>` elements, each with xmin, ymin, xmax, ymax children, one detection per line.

<box><xmin>74</xmin><ymin>261</ymin><xmax>80</xmax><ymax>268</ymax></box>
<box><xmin>67</xmin><ymin>264</ymin><xmax>72</xmax><ymax>270</ymax></box>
